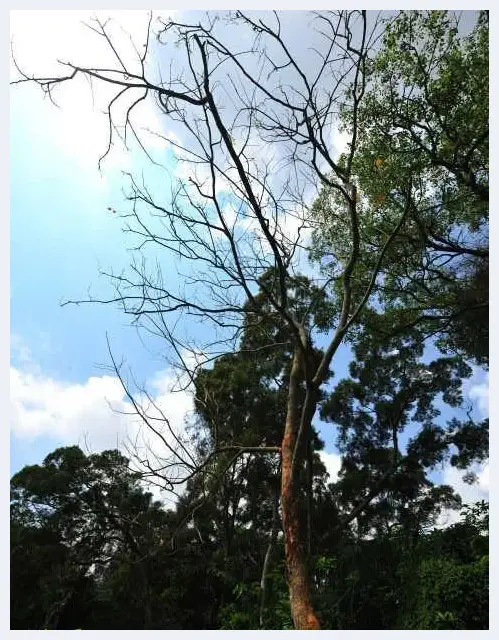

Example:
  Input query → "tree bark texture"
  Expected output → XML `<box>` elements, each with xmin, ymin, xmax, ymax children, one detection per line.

<box><xmin>281</xmin><ymin>349</ymin><xmax>321</xmax><ymax>630</ymax></box>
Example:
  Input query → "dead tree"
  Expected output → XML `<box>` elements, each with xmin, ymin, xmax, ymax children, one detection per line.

<box><xmin>12</xmin><ymin>10</ymin><xmax>412</xmax><ymax>629</ymax></box>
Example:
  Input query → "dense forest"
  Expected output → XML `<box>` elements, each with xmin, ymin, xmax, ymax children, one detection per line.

<box><xmin>11</xmin><ymin>445</ymin><xmax>488</xmax><ymax>630</ymax></box>
<box><xmin>11</xmin><ymin>10</ymin><xmax>488</xmax><ymax>629</ymax></box>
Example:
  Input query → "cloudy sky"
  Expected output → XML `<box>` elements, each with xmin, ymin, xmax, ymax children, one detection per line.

<box><xmin>10</xmin><ymin>9</ymin><xmax>488</xmax><ymax>515</ymax></box>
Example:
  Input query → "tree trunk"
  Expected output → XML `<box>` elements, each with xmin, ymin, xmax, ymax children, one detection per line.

<box><xmin>281</xmin><ymin>350</ymin><xmax>321</xmax><ymax>630</ymax></box>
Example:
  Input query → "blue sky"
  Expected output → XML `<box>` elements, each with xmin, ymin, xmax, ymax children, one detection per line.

<box><xmin>9</xmin><ymin>10</ymin><xmax>489</xmax><ymax>516</ymax></box>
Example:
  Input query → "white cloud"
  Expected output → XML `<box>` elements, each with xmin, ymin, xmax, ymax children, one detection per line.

<box><xmin>11</xmin><ymin>366</ymin><xmax>130</xmax><ymax>446</ymax></box>
<box><xmin>319</xmin><ymin>450</ymin><xmax>342</xmax><ymax>483</ymax></box>
<box><xmin>11</xmin><ymin>11</ymin><xmax>154</xmax><ymax>76</ymax></box>
<box><xmin>433</xmin><ymin>365</ymin><xmax>489</xmax><ymax>527</ymax></box>
<box><xmin>478</xmin><ymin>463</ymin><xmax>489</xmax><ymax>491</ymax></box>
<box><xmin>10</xmin><ymin>10</ymin><xmax>177</xmax><ymax>181</ymax></box>
<box><xmin>331</xmin><ymin>123</ymin><xmax>350</xmax><ymax>160</ymax></box>
<box><xmin>462</xmin><ymin>366</ymin><xmax>489</xmax><ymax>419</ymax></box>
<box><xmin>10</xmin><ymin>336</ymin><xmax>347</xmax><ymax>505</ymax></box>
<box><xmin>10</xmin><ymin>347</ymin><xmax>194</xmax><ymax>501</ymax></box>
<box><xmin>468</xmin><ymin>378</ymin><xmax>489</xmax><ymax>418</ymax></box>
<box><xmin>437</xmin><ymin>461</ymin><xmax>489</xmax><ymax>528</ymax></box>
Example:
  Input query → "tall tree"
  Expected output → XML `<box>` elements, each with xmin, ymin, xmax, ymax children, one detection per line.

<box><xmin>12</xmin><ymin>11</ymin><xmax>382</xmax><ymax>627</ymax></box>
<box><xmin>12</xmin><ymin>9</ymin><xmax>488</xmax><ymax>628</ymax></box>
<box><xmin>310</xmin><ymin>10</ymin><xmax>488</xmax><ymax>365</ymax></box>
<box><xmin>10</xmin><ymin>447</ymin><xmax>167</xmax><ymax>629</ymax></box>
<box><xmin>319</xmin><ymin>328</ymin><xmax>489</xmax><ymax>540</ymax></box>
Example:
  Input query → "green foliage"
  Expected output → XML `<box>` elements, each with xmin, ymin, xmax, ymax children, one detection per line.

<box><xmin>401</xmin><ymin>555</ymin><xmax>488</xmax><ymax>629</ymax></box>
<box><xmin>219</xmin><ymin>581</ymin><xmax>261</xmax><ymax>629</ymax></box>
<box><xmin>310</xmin><ymin>10</ymin><xmax>488</xmax><ymax>366</ymax></box>
<box><xmin>11</xmin><ymin>442</ymin><xmax>488</xmax><ymax>630</ymax></box>
<box><xmin>10</xmin><ymin>446</ymin><xmax>170</xmax><ymax>630</ymax></box>
<box><xmin>318</xmin><ymin>328</ymin><xmax>489</xmax><ymax>537</ymax></box>
<box><xmin>11</xmin><ymin>9</ymin><xmax>488</xmax><ymax>632</ymax></box>
<box><xmin>309</xmin><ymin>502</ymin><xmax>488</xmax><ymax>630</ymax></box>
<box><xmin>219</xmin><ymin>563</ymin><xmax>292</xmax><ymax>630</ymax></box>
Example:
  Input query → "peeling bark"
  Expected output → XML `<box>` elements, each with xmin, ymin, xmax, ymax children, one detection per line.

<box><xmin>281</xmin><ymin>350</ymin><xmax>320</xmax><ymax>630</ymax></box>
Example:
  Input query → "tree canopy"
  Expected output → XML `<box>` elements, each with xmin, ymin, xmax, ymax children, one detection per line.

<box><xmin>11</xmin><ymin>445</ymin><xmax>488</xmax><ymax>630</ymax></box>
<box><xmin>11</xmin><ymin>9</ymin><xmax>488</xmax><ymax>630</ymax></box>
